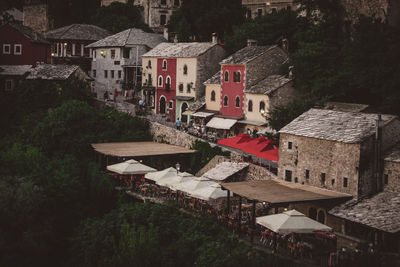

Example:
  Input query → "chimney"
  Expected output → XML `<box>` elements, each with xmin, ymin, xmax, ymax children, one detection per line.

<box><xmin>173</xmin><ymin>33</ymin><xmax>178</xmax><ymax>44</ymax></box>
<box><xmin>247</xmin><ymin>39</ymin><xmax>258</xmax><ymax>47</ymax></box>
<box><xmin>212</xmin><ymin>33</ymin><xmax>218</xmax><ymax>44</ymax></box>
<box><xmin>374</xmin><ymin>114</ymin><xmax>384</xmax><ymax>193</ymax></box>
<box><xmin>163</xmin><ymin>27</ymin><xmax>169</xmax><ymax>41</ymax></box>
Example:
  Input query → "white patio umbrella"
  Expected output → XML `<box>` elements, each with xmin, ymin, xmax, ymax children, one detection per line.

<box><xmin>175</xmin><ymin>177</ymin><xmax>217</xmax><ymax>195</ymax></box>
<box><xmin>156</xmin><ymin>172</ymin><xmax>194</xmax><ymax>190</ymax></box>
<box><xmin>189</xmin><ymin>183</ymin><xmax>231</xmax><ymax>201</ymax></box>
<box><xmin>107</xmin><ymin>159</ymin><xmax>157</xmax><ymax>175</ymax></box>
<box><xmin>144</xmin><ymin>167</ymin><xmax>177</xmax><ymax>182</ymax></box>
<box><xmin>256</xmin><ymin>209</ymin><xmax>332</xmax><ymax>234</ymax></box>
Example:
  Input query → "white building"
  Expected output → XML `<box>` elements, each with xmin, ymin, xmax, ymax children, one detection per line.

<box><xmin>86</xmin><ymin>28</ymin><xmax>165</xmax><ymax>94</ymax></box>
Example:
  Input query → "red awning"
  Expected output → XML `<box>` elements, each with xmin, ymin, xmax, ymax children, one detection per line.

<box><xmin>218</xmin><ymin>135</ymin><xmax>278</xmax><ymax>162</ymax></box>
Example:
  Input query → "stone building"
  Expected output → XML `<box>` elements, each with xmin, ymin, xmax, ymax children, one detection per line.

<box><xmin>141</xmin><ymin>41</ymin><xmax>226</xmax><ymax>122</ymax></box>
<box><xmin>242</xmin><ymin>0</ymin><xmax>296</xmax><ymax>18</ymax></box>
<box><xmin>135</xmin><ymin>0</ymin><xmax>181</xmax><ymax>33</ymax></box>
<box><xmin>87</xmin><ymin>28</ymin><xmax>165</xmax><ymax>95</ymax></box>
<box><xmin>22</xmin><ymin>0</ymin><xmax>52</xmax><ymax>33</ymax></box>
<box><xmin>0</xmin><ymin>65</ymin><xmax>32</xmax><ymax>92</ymax></box>
<box><xmin>279</xmin><ymin>108</ymin><xmax>400</xmax><ymax>198</ymax></box>
<box><xmin>45</xmin><ymin>24</ymin><xmax>111</xmax><ymax>72</ymax></box>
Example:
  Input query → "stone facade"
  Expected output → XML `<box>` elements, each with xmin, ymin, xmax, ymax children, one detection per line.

<box><xmin>242</xmin><ymin>0</ymin><xmax>296</xmax><ymax>18</ymax></box>
<box><xmin>383</xmin><ymin>148</ymin><xmax>400</xmax><ymax>192</ymax></box>
<box><xmin>23</xmin><ymin>2</ymin><xmax>49</xmax><ymax>33</ymax></box>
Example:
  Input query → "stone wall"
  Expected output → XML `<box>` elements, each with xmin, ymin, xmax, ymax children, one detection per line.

<box><xmin>23</xmin><ymin>4</ymin><xmax>49</xmax><ymax>33</ymax></box>
<box><xmin>269</xmin><ymin>81</ymin><xmax>298</xmax><ymax>109</ymax></box>
<box><xmin>246</xmin><ymin>163</ymin><xmax>278</xmax><ymax>181</ymax></box>
<box><xmin>278</xmin><ymin>133</ymin><xmax>360</xmax><ymax>197</ymax></box>
<box><xmin>195</xmin><ymin>155</ymin><xmax>230</xmax><ymax>176</ymax></box>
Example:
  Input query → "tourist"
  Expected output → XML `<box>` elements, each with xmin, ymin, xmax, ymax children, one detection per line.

<box><xmin>176</xmin><ymin>117</ymin><xmax>181</xmax><ymax>130</ymax></box>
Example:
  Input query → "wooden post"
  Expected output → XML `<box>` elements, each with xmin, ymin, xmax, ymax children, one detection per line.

<box><xmin>227</xmin><ymin>190</ymin><xmax>231</xmax><ymax>214</ymax></box>
<box><xmin>238</xmin><ymin>196</ymin><xmax>242</xmax><ymax>236</ymax></box>
<box><xmin>251</xmin><ymin>200</ymin><xmax>256</xmax><ymax>244</ymax></box>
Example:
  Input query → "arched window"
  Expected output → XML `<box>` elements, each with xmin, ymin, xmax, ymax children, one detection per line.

<box><xmin>166</xmin><ymin>76</ymin><xmax>171</xmax><ymax>89</ymax></box>
<box><xmin>235</xmin><ymin>96</ymin><xmax>240</xmax><ymax>108</ymax></box>
<box><xmin>317</xmin><ymin>210</ymin><xmax>326</xmax><ymax>224</ymax></box>
<box><xmin>179</xmin><ymin>83</ymin><xmax>184</xmax><ymax>92</ymax></box>
<box><xmin>158</xmin><ymin>76</ymin><xmax>163</xmax><ymax>87</ymax></box>
<box><xmin>259</xmin><ymin>101</ymin><xmax>265</xmax><ymax>112</ymax></box>
<box><xmin>183</xmin><ymin>64</ymin><xmax>188</xmax><ymax>75</ymax></box>
<box><xmin>148</xmin><ymin>60</ymin><xmax>151</xmax><ymax>68</ymax></box>
<box><xmin>248</xmin><ymin>100</ymin><xmax>253</xmax><ymax>112</ymax></box>
<box><xmin>236</xmin><ymin>71</ymin><xmax>241</xmax><ymax>82</ymax></box>
<box><xmin>162</xmin><ymin>59</ymin><xmax>167</xmax><ymax>70</ymax></box>
<box><xmin>224</xmin><ymin>71</ymin><xmax>229</xmax><ymax>82</ymax></box>
<box><xmin>309</xmin><ymin>208</ymin><xmax>317</xmax><ymax>220</ymax></box>
<box><xmin>223</xmin><ymin>95</ymin><xmax>228</xmax><ymax>106</ymax></box>
<box><xmin>211</xmin><ymin>90</ymin><xmax>216</xmax><ymax>102</ymax></box>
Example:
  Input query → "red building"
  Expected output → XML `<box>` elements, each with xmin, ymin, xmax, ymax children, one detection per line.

<box><xmin>220</xmin><ymin>64</ymin><xmax>246</xmax><ymax>118</ymax></box>
<box><xmin>0</xmin><ymin>23</ymin><xmax>51</xmax><ymax>66</ymax></box>
<box><xmin>156</xmin><ymin>58</ymin><xmax>176</xmax><ymax>122</ymax></box>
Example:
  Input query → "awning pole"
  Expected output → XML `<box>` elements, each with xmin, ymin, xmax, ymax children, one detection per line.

<box><xmin>251</xmin><ymin>200</ymin><xmax>256</xmax><ymax>244</ymax></box>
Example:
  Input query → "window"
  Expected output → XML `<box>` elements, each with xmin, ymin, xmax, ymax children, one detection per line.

<box><xmin>5</xmin><ymin>79</ymin><xmax>13</xmax><ymax>91</ymax></box>
<box><xmin>111</xmin><ymin>70</ymin><xmax>115</xmax><ymax>79</ymax></box>
<box><xmin>343</xmin><ymin>177</ymin><xmax>348</xmax><ymax>188</ymax></box>
<box><xmin>161</xmin><ymin>0</ymin><xmax>167</xmax><ymax>5</ymax></box>
<box><xmin>257</xmin><ymin>8</ymin><xmax>262</xmax><ymax>17</ymax></box>
<box><xmin>183</xmin><ymin>64</ymin><xmax>188</xmax><ymax>75</ymax></box>
<box><xmin>233</xmin><ymin>71</ymin><xmax>241</xmax><ymax>82</ymax></box>
<box><xmin>179</xmin><ymin>83</ymin><xmax>184</xmax><ymax>92</ymax></box>
<box><xmin>104</xmin><ymin>70</ymin><xmax>108</xmax><ymax>78</ymax></box>
<box><xmin>14</xmin><ymin>44</ymin><xmax>22</xmax><ymax>55</ymax></box>
<box><xmin>114</xmin><ymin>61</ymin><xmax>120</xmax><ymax>65</ymax></box>
<box><xmin>224</xmin><ymin>71</ymin><xmax>229</xmax><ymax>82</ymax></box>
<box><xmin>93</xmin><ymin>50</ymin><xmax>97</xmax><ymax>58</ymax></box>
<box><xmin>271</xmin><ymin>8</ymin><xmax>277</xmax><ymax>13</ymax></box>
<box><xmin>169</xmin><ymin>100</ymin><xmax>173</xmax><ymax>109</ymax></box>
<box><xmin>317</xmin><ymin>210</ymin><xmax>325</xmax><ymax>224</ymax></box>
<box><xmin>259</xmin><ymin>101</ymin><xmax>265</xmax><ymax>112</ymax></box>
<box><xmin>148</xmin><ymin>60</ymin><xmax>151</xmax><ymax>68</ymax></box>
<box><xmin>118</xmin><ymin>70</ymin><xmax>122</xmax><ymax>79</ymax></box>
<box><xmin>186</xmin><ymin>83</ymin><xmax>191</xmax><ymax>93</ymax></box>
<box><xmin>93</xmin><ymin>69</ymin><xmax>96</xmax><ymax>78</ymax></box>
<box><xmin>248</xmin><ymin>100</ymin><xmax>253</xmax><ymax>111</ymax></box>
<box><xmin>321</xmin><ymin>173</ymin><xmax>326</xmax><ymax>185</ymax></box>
<box><xmin>331</xmin><ymin>179</ymin><xmax>335</xmax><ymax>186</ymax></box>
<box><xmin>235</xmin><ymin>96</ymin><xmax>240</xmax><ymax>108</ymax></box>
<box><xmin>158</xmin><ymin>76</ymin><xmax>163</xmax><ymax>87</ymax></box>
<box><xmin>211</xmin><ymin>90</ymin><xmax>216</xmax><ymax>101</ymax></box>
<box><xmin>285</xmin><ymin>170</ymin><xmax>292</xmax><ymax>182</ymax></box>
<box><xmin>123</xmin><ymin>48</ymin><xmax>130</xmax><ymax>59</ymax></box>
<box><xmin>174</xmin><ymin>0</ymin><xmax>179</xmax><ymax>6</ymax></box>
<box><xmin>223</xmin><ymin>95</ymin><xmax>228</xmax><ymax>106</ymax></box>
<box><xmin>162</xmin><ymin>59</ymin><xmax>167</xmax><ymax>70</ymax></box>
<box><xmin>166</xmin><ymin>76</ymin><xmax>171</xmax><ymax>89</ymax></box>
<box><xmin>305</xmin><ymin>169</ymin><xmax>310</xmax><ymax>180</ymax></box>
<box><xmin>3</xmin><ymin>44</ymin><xmax>11</xmax><ymax>54</ymax></box>
<box><xmin>384</xmin><ymin>174</ymin><xmax>388</xmax><ymax>185</ymax></box>
<box><xmin>110</xmin><ymin>49</ymin><xmax>115</xmax><ymax>59</ymax></box>
<box><xmin>160</xmin><ymin>14</ymin><xmax>166</xmax><ymax>26</ymax></box>
<box><xmin>294</xmin><ymin>177</ymin><xmax>298</xmax><ymax>183</ymax></box>
<box><xmin>288</xmin><ymin>142</ymin><xmax>292</xmax><ymax>150</ymax></box>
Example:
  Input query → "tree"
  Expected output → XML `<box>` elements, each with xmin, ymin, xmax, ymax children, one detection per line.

<box><xmin>168</xmin><ymin>0</ymin><xmax>245</xmax><ymax>41</ymax></box>
<box><xmin>90</xmin><ymin>2</ymin><xmax>150</xmax><ymax>33</ymax></box>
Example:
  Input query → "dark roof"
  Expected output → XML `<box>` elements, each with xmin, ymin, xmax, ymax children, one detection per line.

<box><xmin>2</xmin><ymin>23</ymin><xmax>49</xmax><ymax>44</ymax></box>
<box><xmin>0</xmin><ymin>65</ymin><xmax>32</xmax><ymax>76</ymax></box>
<box><xmin>86</xmin><ymin>28</ymin><xmax>165</xmax><ymax>49</ymax></box>
<box><xmin>142</xmin><ymin>42</ymin><xmax>218</xmax><ymax>58</ymax></box>
<box><xmin>187</xmin><ymin>96</ymin><xmax>205</xmax><ymax>112</ymax></box>
<box><xmin>245</xmin><ymin>75</ymin><xmax>292</xmax><ymax>95</ymax></box>
<box><xmin>204</xmin><ymin>71</ymin><xmax>221</xmax><ymax>85</ymax></box>
<box><xmin>384</xmin><ymin>144</ymin><xmax>400</xmax><ymax>163</ymax></box>
<box><xmin>26</xmin><ymin>64</ymin><xmax>79</xmax><ymax>80</ymax></box>
<box><xmin>220</xmin><ymin>45</ymin><xmax>278</xmax><ymax>65</ymax></box>
<box><xmin>329</xmin><ymin>190</ymin><xmax>400</xmax><ymax>233</ymax></box>
<box><xmin>45</xmin><ymin>24</ymin><xmax>111</xmax><ymax>41</ymax></box>
<box><xmin>279</xmin><ymin>109</ymin><xmax>397</xmax><ymax>144</ymax></box>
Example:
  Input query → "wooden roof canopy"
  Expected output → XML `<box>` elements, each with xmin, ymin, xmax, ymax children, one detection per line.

<box><xmin>221</xmin><ymin>180</ymin><xmax>352</xmax><ymax>205</ymax></box>
<box><xmin>91</xmin><ymin>142</ymin><xmax>195</xmax><ymax>157</ymax></box>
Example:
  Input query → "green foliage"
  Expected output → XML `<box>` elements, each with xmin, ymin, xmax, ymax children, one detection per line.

<box><xmin>190</xmin><ymin>140</ymin><xmax>230</xmax><ymax>173</ymax></box>
<box><xmin>168</xmin><ymin>0</ymin><xmax>245</xmax><ymax>41</ymax></box>
<box><xmin>90</xmin><ymin>2</ymin><xmax>150</xmax><ymax>33</ymax></box>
